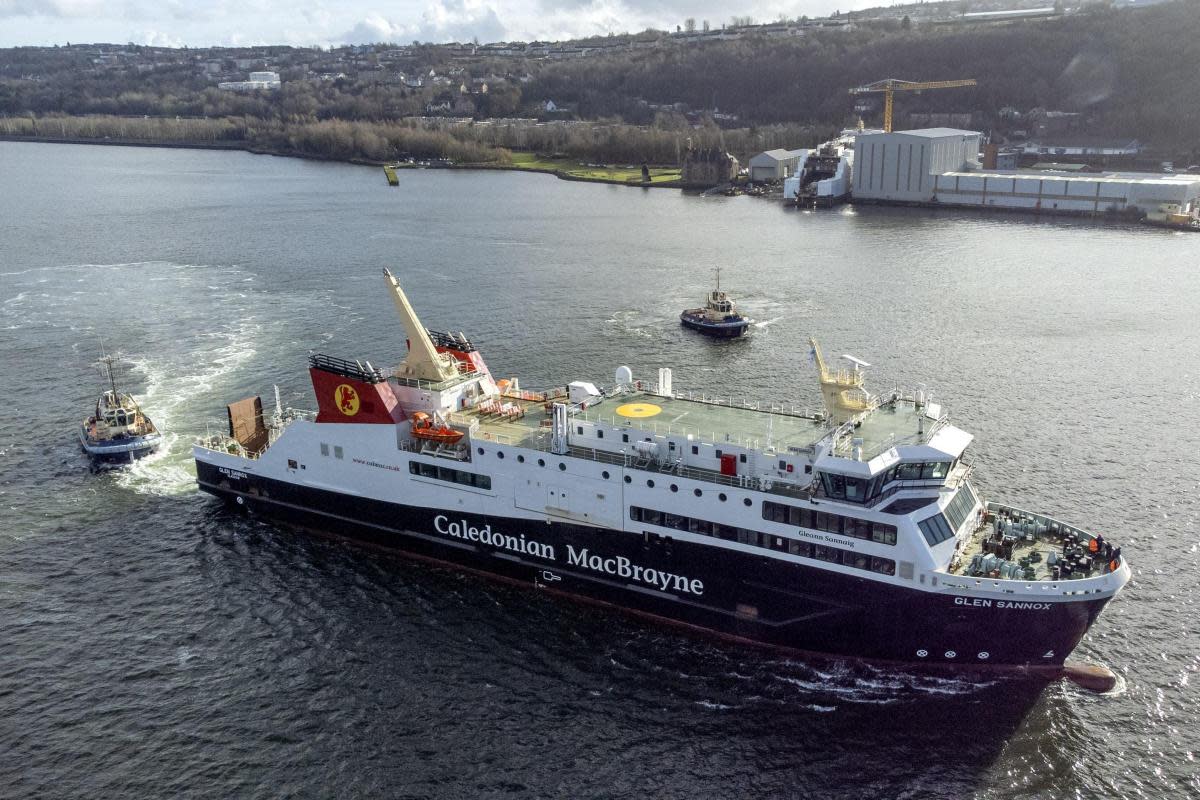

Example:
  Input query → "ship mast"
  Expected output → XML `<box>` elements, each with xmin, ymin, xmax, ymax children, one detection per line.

<box><xmin>99</xmin><ymin>352</ymin><xmax>119</xmax><ymax>399</ymax></box>
<box><xmin>382</xmin><ymin>268</ymin><xmax>460</xmax><ymax>383</ymax></box>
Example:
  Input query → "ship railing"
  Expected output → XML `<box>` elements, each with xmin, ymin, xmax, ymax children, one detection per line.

<box><xmin>445</xmin><ymin>413</ymin><xmax>481</xmax><ymax>433</ymax></box>
<box><xmin>654</xmin><ymin>388</ymin><xmax>820</xmax><ymax>420</ymax></box>
<box><xmin>391</xmin><ymin>371</ymin><xmax>484</xmax><ymax>391</ymax></box>
<box><xmin>582</xmin><ymin>412</ymin><xmax>767</xmax><ymax>452</ymax></box>
<box><xmin>985</xmin><ymin>502</ymin><xmax>1097</xmax><ymax>545</ymax></box>
<box><xmin>553</xmin><ymin>443</ymin><xmax>812</xmax><ymax>499</ymax></box>
<box><xmin>196</xmin><ymin>428</ymin><xmax>258</xmax><ymax>459</ymax></box>
<box><xmin>938</xmin><ymin>502</ymin><xmax>1121</xmax><ymax>592</ymax></box>
<box><xmin>860</xmin><ymin>462</ymin><xmax>973</xmax><ymax>508</ymax></box>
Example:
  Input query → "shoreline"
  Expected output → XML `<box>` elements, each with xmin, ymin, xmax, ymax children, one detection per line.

<box><xmin>0</xmin><ymin>134</ymin><xmax>683</xmax><ymax>188</ymax></box>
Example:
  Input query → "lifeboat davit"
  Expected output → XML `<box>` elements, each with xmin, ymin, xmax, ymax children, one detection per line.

<box><xmin>410</xmin><ymin>411</ymin><xmax>464</xmax><ymax>445</ymax></box>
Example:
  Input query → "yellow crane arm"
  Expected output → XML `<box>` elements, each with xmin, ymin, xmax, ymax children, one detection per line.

<box><xmin>848</xmin><ymin>78</ymin><xmax>977</xmax><ymax>132</ymax></box>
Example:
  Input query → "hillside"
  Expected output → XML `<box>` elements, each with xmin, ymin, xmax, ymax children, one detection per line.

<box><xmin>0</xmin><ymin>0</ymin><xmax>1196</xmax><ymax>162</ymax></box>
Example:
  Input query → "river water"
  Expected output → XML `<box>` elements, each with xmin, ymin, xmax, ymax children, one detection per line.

<box><xmin>1</xmin><ymin>140</ymin><xmax>1197</xmax><ymax>799</ymax></box>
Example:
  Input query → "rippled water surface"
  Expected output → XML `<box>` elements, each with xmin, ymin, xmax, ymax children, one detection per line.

<box><xmin>1</xmin><ymin>141</ymin><xmax>1197</xmax><ymax>799</ymax></box>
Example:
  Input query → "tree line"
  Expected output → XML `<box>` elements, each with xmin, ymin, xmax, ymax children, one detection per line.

<box><xmin>0</xmin><ymin>0</ymin><xmax>1196</xmax><ymax>160</ymax></box>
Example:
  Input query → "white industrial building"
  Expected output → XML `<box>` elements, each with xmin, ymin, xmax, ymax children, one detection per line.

<box><xmin>218</xmin><ymin>71</ymin><xmax>281</xmax><ymax>92</ymax></box>
<box><xmin>853</xmin><ymin>128</ymin><xmax>982</xmax><ymax>202</ymax></box>
<box><xmin>930</xmin><ymin>170</ymin><xmax>1200</xmax><ymax>217</ymax></box>
<box><xmin>850</xmin><ymin>127</ymin><xmax>1199</xmax><ymax>222</ymax></box>
<box><xmin>748</xmin><ymin>148</ymin><xmax>808</xmax><ymax>182</ymax></box>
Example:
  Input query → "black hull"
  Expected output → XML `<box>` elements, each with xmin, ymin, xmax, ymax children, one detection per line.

<box><xmin>83</xmin><ymin>443</ymin><xmax>160</xmax><ymax>464</ymax></box>
<box><xmin>196</xmin><ymin>461</ymin><xmax>1110</xmax><ymax>672</ymax></box>
<box><xmin>680</xmin><ymin>316</ymin><xmax>749</xmax><ymax>338</ymax></box>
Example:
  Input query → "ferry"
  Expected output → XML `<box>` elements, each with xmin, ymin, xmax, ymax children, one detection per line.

<box><xmin>80</xmin><ymin>355</ymin><xmax>163</xmax><ymax>463</ymax></box>
<box><xmin>194</xmin><ymin>270</ymin><xmax>1129</xmax><ymax>687</ymax></box>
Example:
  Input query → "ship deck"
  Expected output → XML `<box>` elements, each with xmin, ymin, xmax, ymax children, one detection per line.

<box><xmin>460</xmin><ymin>389</ymin><xmax>935</xmax><ymax>459</ymax></box>
<box><xmin>949</xmin><ymin>504</ymin><xmax>1115</xmax><ymax>583</ymax></box>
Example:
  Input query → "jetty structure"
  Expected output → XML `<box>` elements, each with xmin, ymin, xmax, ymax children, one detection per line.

<box><xmin>194</xmin><ymin>270</ymin><xmax>1129</xmax><ymax>689</ymax></box>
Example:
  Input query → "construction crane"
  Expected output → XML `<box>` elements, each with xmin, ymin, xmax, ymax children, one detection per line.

<box><xmin>849</xmin><ymin>78</ymin><xmax>977</xmax><ymax>133</ymax></box>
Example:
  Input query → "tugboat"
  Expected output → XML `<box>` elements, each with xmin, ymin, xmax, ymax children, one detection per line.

<box><xmin>680</xmin><ymin>268</ymin><xmax>751</xmax><ymax>337</ymax></box>
<box><xmin>79</xmin><ymin>355</ymin><xmax>163</xmax><ymax>464</ymax></box>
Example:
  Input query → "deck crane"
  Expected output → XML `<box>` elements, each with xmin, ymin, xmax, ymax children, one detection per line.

<box><xmin>849</xmin><ymin>78</ymin><xmax>977</xmax><ymax>133</ymax></box>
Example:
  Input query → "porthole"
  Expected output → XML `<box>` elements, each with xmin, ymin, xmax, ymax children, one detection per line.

<box><xmin>602</xmin><ymin>471</ymin><xmax>610</xmax><ymax>480</ymax></box>
<box><xmin>718</xmin><ymin>493</ymin><xmax>727</xmax><ymax>502</ymax></box>
<box><xmin>743</xmin><ymin>498</ymin><xmax>752</xmax><ymax>507</ymax></box>
<box><xmin>624</xmin><ymin>476</ymin><xmax>632</xmax><ymax>484</ymax></box>
<box><xmin>517</xmin><ymin>455</ymin><xmax>525</xmax><ymax>463</ymax></box>
<box><xmin>670</xmin><ymin>484</ymin><xmax>678</xmax><ymax>493</ymax></box>
<box><xmin>497</xmin><ymin>451</ymin><xmax>505</xmax><ymax>459</ymax></box>
<box><xmin>477</xmin><ymin>447</ymin><xmax>484</xmax><ymax>456</ymax></box>
<box><xmin>694</xmin><ymin>488</ymin><xmax>702</xmax><ymax>497</ymax></box>
<box><xmin>647</xmin><ymin>479</ymin><xmax>655</xmax><ymax>488</ymax></box>
<box><xmin>538</xmin><ymin>458</ymin><xmax>545</xmax><ymax>467</ymax></box>
<box><xmin>559</xmin><ymin>463</ymin><xmax>566</xmax><ymax>471</ymax></box>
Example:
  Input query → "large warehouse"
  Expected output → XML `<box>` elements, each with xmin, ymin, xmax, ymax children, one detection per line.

<box><xmin>853</xmin><ymin>128</ymin><xmax>982</xmax><ymax>202</ymax></box>
<box><xmin>928</xmin><ymin>170</ymin><xmax>1200</xmax><ymax>216</ymax></box>
<box><xmin>850</xmin><ymin>128</ymin><xmax>1200</xmax><ymax>220</ymax></box>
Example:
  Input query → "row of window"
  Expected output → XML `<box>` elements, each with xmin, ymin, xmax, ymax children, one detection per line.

<box><xmin>943</xmin><ymin>484</ymin><xmax>979</xmax><ymax>531</ymax></box>
<box><xmin>916</xmin><ymin>486</ymin><xmax>979</xmax><ymax>547</ymax></box>
<box><xmin>918</xmin><ymin>514</ymin><xmax>956</xmax><ymax>546</ymax></box>
<box><xmin>819</xmin><ymin>460</ymin><xmax>952</xmax><ymax>505</ymax></box>
<box><xmin>629</xmin><ymin>506</ymin><xmax>896</xmax><ymax>575</ymax></box>
<box><xmin>761</xmin><ymin>500</ymin><xmax>898</xmax><ymax>546</ymax></box>
<box><xmin>409</xmin><ymin>460</ymin><xmax>492</xmax><ymax>490</ymax></box>
<box><xmin>570</xmin><ymin>427</ymin><xmax>773</xmax><ymax>469</ymax></box>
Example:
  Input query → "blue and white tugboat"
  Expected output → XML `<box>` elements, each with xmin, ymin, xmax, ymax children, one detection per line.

<box><xmin>680</xmin><ymin>268</ymin><xmax>751</xmax><ymax>337</ymax></box>
<box><xmin>194</xmin><ymin>270</ymin><xmax>1129</xmax><ymax>691</ymax></box>
<box><xmin>79</xmin><ymin>355</ymin><xmax>163</xmax><ymax>464</ymax></box>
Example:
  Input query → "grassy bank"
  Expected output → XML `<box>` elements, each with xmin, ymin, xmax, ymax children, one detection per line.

<box><xmin>505</xmin><ymin>152</ymin><xmax>681</xmax><ymax>186</ymax></box>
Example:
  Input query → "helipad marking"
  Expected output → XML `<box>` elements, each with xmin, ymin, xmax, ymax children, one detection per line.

<box><xmin>616</xmin><ymin>402</ymin><xmax>662</xmax><ymax>419</ymax></box>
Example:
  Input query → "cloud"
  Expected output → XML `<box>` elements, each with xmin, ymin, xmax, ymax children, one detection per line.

<box><xmin>137</xmin><ymin>28</ymin><xmax>185</xmax><ymax>47</ymax></box>
<box><xmin>0</xmin><ymin>0</ymin><xmax>106</xmax><ymax>18</ymax></box>
<box><xmin>342</xmin><ymin>0</ymin><xmax>507</xmax><ymax>44</ymax></box>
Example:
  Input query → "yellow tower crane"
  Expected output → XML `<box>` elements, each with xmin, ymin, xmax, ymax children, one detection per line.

<box><xmin>848</xmin><ymin>78</ymin><xmax>977</xmax><ymax>133</ymax></box>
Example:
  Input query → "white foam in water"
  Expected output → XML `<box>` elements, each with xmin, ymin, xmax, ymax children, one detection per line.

<box><xmin>762</xmin><ymin>658</ymin><xmax>996</xmax><ymax>706</ymax></box>
<box><xmin>114</xmin><ymin>317</ymin><xmax>261</xmax><ymax>497</ymax></box>
<box><xmin>0</xmin><ymin>260</ymin><xmax>278</xmax><ymax>497</ymax></box>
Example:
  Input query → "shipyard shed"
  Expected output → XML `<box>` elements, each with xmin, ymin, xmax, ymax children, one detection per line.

<box><xmin>930</xmin><ymin>170</ymin><xmax>1200</xmax><ymax>216</ymax></box>
<box><xmin>853</xmin><ymin>128</ymin><xmax>982</xmax><ymax>202</ymax></box>
<box><xmin>748</xmin><ymin>148</ymin><xmax>808</xmax><ymax>182</ymax></box>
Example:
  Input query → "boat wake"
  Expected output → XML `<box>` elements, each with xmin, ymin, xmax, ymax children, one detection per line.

<box><xmin>752</xmin><ymin>316</ymin><xmax>783</xmax><ymax>330</ymax></box>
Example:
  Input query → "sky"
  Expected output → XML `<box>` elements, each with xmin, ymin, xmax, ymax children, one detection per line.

<box><xmin>0</xmin><ymin>0</ymin><xmax>879</xmax><ymax>48</ymax></box>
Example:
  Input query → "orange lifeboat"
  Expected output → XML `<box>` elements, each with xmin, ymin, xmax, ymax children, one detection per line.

<box><xmin>410</xmin><ymin>411</ymin><xmax>464</xmax><ymax>445</ymax></box>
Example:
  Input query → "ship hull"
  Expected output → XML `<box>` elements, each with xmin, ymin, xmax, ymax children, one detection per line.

<box><xmin>195</xmin><ymin>460</ymin><xmax>1110</xmax><ymax>672</ymax></box>
<box><xmin>80</xmin><ymin>427</ymin><xmax>162</xmax><ymax>463</ymax></box>
<box><xmin>680</xmin><ymin>314</ymin><xmax>750</xmax><ymax>338</ymax></box>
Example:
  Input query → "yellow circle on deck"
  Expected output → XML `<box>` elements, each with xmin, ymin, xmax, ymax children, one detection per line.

<box><xmin>615</xmin><ymin>402</ymin><xmax>662</xmax><ymax>419</ymax></box>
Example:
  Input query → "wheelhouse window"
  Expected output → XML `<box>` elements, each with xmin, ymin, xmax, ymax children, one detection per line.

<box><xmin>819</xmin><ymin>471</ymin><xmax>868</xmax><ymax>503</ymax></box>
<box><xmin>943</xmin><ymin>484</ymin><xmax>979</xmax><ymax>531</ymax></box>
<box><xmin>918</xmin><ymin>514</ymin><xmax>955</xmax><ymax>546</ymax></box>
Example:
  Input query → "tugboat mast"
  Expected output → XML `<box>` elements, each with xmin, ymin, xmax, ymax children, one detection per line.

<box><xmin>100</xmin><ymin>352</ymin><xmax>119</xmax><ymax>399</ymax></box>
